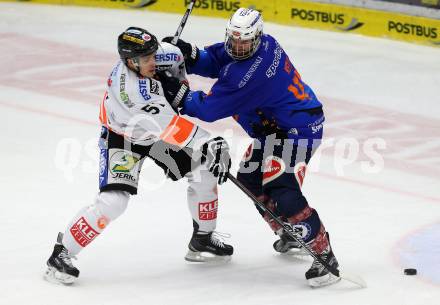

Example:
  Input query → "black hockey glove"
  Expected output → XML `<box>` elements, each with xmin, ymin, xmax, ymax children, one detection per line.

<box><xmin>201</xmin><ymin>137</ymin><xmax>231</xmax><ymax>185</ymax></box>
<box><xmin>251</xmin><ymin>109</ymin><xmax>288</xmax><ymax>138</ymax></box>
<box><xmin>155</xmin><ymin>70</ymin><xmax>189</xmax><ymax>111</ymax></box>
<box><xmin>162</xmin><ymin>37</ymin><xmax>200</xmax><ymax>68</ymax></box>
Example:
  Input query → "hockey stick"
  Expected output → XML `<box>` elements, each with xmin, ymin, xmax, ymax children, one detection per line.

<box><xmin>171</xmin><ymin>0</ymin><xmax>196</xmax><ymax>45</ymax></box>
<box><xmin>227</xmin><ymin>173</ymin><xmax>367</xmax><ymax>288</ymax></box>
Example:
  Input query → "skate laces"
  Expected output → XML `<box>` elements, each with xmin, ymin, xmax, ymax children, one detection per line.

<box><xmin>59</xmin><ymin>247</ymin><xmax>77</xmax><ymax>267</ymax></box>
<box><xmin>210</xmin><ymin>231</ymin><xmax>231</xmax><ymax>248</ymax></box>
<box><xmin>311</xmin><ymin>249</ymin><xmax>331</xmax><ymax>271</ymax></box>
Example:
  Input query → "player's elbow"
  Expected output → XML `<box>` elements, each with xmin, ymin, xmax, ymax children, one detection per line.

<box><xmin>198</xmin><ymin>111</ymin><xmax>218</xmax><ymax>123</ymax></box>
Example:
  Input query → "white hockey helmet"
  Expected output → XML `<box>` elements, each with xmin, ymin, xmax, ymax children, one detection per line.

<box><xmin>225</xmin><ymin>8</ymin><xmax>263</xmax><ymax>61</ymax></box>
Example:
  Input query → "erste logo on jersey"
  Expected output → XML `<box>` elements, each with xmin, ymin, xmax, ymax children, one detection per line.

<box><xmin>155</xmin><ymin>53</ymin><xmax>181</xmax><ymax>62</ymax></box>
<box><xmin>139</xmin><ymin>79</ymin><xmax>151</xmax><ymax>101</ymax></box>
<box><xmin>70</xmin><ymin>217</ymin><xmax>100</xmax><ymax>247</ymax></box>
<box><xmin>199</xmin><ymin>199</ymin><xmax>218</xmax><ymax>220</ymax></box>
<box><xmin>263</xmin><ymin>156</ymin><xmax>285</xmax><ymax>185</ymax></box>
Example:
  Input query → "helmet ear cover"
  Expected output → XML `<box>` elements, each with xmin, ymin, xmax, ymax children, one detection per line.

<box><xmin>225</xmin><ymin>8</ymin><xmax>263</xmax><ymax>61</ymax></box>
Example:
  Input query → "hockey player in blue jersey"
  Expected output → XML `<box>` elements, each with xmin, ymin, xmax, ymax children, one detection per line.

<box><xmin>158</xmin><ymin>8</ymin><xmax>340</xmax><ymax>287</ymax></box>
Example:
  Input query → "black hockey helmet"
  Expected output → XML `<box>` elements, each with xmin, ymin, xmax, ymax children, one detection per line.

<box><xmin>118</xmin><ymin>27</ymin><xmax>159</xmax><ymax>61</ymax></box>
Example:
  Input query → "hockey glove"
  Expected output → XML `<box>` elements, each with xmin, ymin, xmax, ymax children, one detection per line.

<box><xmin>201</xmin><ymin>137</ymin><xmax>231</xmax><ymax>185</ymax></box>
<box><xmin>156</xmin><ymin>70</ymin><xmax>189</xmax><ymax>111</ymax></box>
<box><xmin>251</xmin><ymin>109</ymin><xmax>288</xmax><ymax>138</ymax></box>
<box><xmin>162</xmin><ymin>37</ymin><xmax>200</xmax><ymax>68</ymax></box>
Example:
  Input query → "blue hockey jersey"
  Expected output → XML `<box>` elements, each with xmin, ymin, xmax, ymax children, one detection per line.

<box><xmin>182</xmin><ymin>34</ymin><xmax>325</xmax><ymax>142</ymax></box>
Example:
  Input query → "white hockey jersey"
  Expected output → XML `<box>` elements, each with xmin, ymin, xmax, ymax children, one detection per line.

<box><xmin>99</xmin><ymin>43</ymin><xmax>210</xmax><ymax>149</ymax></box>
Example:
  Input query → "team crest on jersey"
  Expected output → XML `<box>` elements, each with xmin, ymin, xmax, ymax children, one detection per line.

<box><xmin>263</xmin><ymin>156</ymin><xmax>285</xmax><ymax>185</ymax></box>
<box><xmin>291</xmin><ymin>222</ymin><xmax>312</xmax><ymax>241</ymax></box>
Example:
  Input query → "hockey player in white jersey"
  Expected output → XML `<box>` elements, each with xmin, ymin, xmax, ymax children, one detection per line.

<box><xmin>44</xmin><ymin>27</ymin><xmax>233</xmax><ymax>285</ymax></box>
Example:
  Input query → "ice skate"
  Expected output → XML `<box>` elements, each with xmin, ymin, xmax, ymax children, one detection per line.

<box><xmin>305</xmin><ymin>246</ymin><xmax>341</xmax><ymax>288</ymax></box>
<box><xmin>185</xmin><ymin>231</ymin><xmax>233</xmax><ymax>263</ymax></box>
<box><xmin>273</xmin><ymin>232</ymin><xmax>308</xmax><ymax>256</ymax></box>
<box><xmin>44</xmin><ymin>233</ymin><xmax>79</xmax><ymax>285</ymax></box>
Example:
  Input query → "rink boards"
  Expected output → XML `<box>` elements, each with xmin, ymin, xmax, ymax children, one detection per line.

<box><xmin>3</xmin><ymin>0</ymin><xmax>440</xmax><ymax>47</ymax></box>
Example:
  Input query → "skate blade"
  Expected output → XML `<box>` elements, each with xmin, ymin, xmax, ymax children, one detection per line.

<box><xmin>308</xmin><ymin>272</ymin><xmax>341</xmax><ymax>288</ymax></box>
<box><xmin>280</xmin><ymin>248</ymin><xmax>309</xmax><ymax>257</ymax></box>
<box><xmin>44</xmin><ymin>266</ymin><xmax>76</xmax><ymax>285</ymax></box>
<box><xmin>185</xmin><ymin>250</ymin><xmax>232</xmax><ymax>263</ymax></box>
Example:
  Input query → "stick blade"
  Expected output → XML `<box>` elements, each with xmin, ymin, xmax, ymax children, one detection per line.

<box><xmin>340</xmin><ymin>271</ymin><xmax>368</xmax><ymax>288</ymax></box>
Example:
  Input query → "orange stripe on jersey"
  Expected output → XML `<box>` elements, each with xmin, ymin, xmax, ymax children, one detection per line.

<box><xmin>160</xmin><ymin>115</ymin><xmax>195</xmax><ymax>147</ymax></box>
<box><xmin>99</xmin><ymin>92</ymin><xmax>108</xmax><ymax>126</ymax></box>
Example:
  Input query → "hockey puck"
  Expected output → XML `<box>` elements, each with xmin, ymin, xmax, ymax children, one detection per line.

<box><xmin>404</xmin><ymin>268</ymin><xmax>417</xmax><ymax>275</ymax></box>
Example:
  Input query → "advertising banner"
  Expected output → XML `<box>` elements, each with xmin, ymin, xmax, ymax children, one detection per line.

<box><xmin>4</xmin><ymin>0</ymin><xmax>440</xmax><ymax>47</ymax></box>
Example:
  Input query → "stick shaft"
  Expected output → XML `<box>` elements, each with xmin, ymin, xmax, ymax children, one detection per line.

<box><xmin>227</xmin><ymin>173</ymin><xmax>340</xmax><ymax>277</ymax></box>
<box><xmin>171</xmin><ymin>0</ymin><xmax>196</xmax><ymax>45</ymax></box>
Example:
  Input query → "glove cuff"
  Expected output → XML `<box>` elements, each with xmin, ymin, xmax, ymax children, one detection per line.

<box><xmin>188</xmin><ymin>44</ymin><xmax>200</xmax><ymax>66</ymax></box>
<box><xmin>171</xmin><ymin>83</ymin><xmax>189</xmax><ymax>110</ymax></box>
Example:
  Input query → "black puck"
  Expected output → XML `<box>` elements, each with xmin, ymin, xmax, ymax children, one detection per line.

<box><xmin>404</xmin><ymin>268</ymin><xmax>417</xmax><ymax>275</ymax></box>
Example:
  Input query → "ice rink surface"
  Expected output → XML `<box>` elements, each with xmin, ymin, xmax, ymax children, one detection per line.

<box><xmin>0</xmin><ymin>2</ymin><xmax>439</xmax><ymax>305</ymax></box>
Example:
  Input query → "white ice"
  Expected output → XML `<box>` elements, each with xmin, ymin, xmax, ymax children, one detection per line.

<box><xmin>0</xmin><ymin>2</ymin><xmax>439</xmax><ymax>305</ymax></box>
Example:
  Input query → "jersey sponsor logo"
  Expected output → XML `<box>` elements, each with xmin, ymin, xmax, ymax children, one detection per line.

<box><xmin>111</xmin><ymin>154</ymin><xmax>140</xmax><ymax>173</ymax></box>
<box><xmin>263</xmin><ymin>156</ymin><xmax>286</xmax><ymax>185</ymax></box>
<box><xmin>388</xmin><ymin>21</ymin><xmax>437</xmax><ymax>39</ymax></box>
<box><xmin>294</xmin><ymin>162</ymin><xmax>307</xmax><ymax>187</ymax></box>
<box><xmin>155</xmin><ymin>53</ymin><xmax>181</xmax><ymax>62</ymax></box>
<box><xmin>139</xmin><ymin>79</ymin><xmax>152</xmax><ymax>101</ymax></box>
<box><xmin>70</xmin><ymin>217</ymin><xmax>100</xmax><ymax>247</ymax></box>
<box><xmin>149</xmin><ymin>79</ymin><xmax>160</xmax><ymax>95</ymax></box>
<box><xmin>308</xmin><ymin>115</ymin><xmax>324</xmax><ymax>134</ymax></box>
<box><xmin>109</xmin><ymin>151</ymin><xmax>141</xmax><ymax>183</ymax></box>
<box><xmin>222</xmin><ymin>62</ymin><xmax>233</xmax><ymax>77</ymax></box>
<box><xmin>238</xmin><ymin>56</ymin><xmax>263</xmax><ymax>88</ymax></box>
<box><xmin>155</xmin><ymin>64</ymin><xmax>173</xmax><ymax>72</ymax></box>
<box><xmin>266</xmin><ymin>41</ymin><xmax>283</xmax><ymax>78</ymax></box>
<box><xmin>185</xmin><ymin>0</ymin><xmax>240</xmax><ymax>12</ymax></box>
<box><xmin>120</xmin><ymin>73</ymin><xmax>135</xmax><ymax>107</ymax></box>
<box><xmin>288</xmin><ymin>128</ymin><xmax>298</xmax><ymax>135</ymax></box>
<box><xmin>99</xmin><ymin>148</ymin><xmax>108</xmax><ymax>189</ymax></box>
<box><xmin>199</xmin><ymin>199</ymin><xmax>218</xmax><ymax>220</ymax></box>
